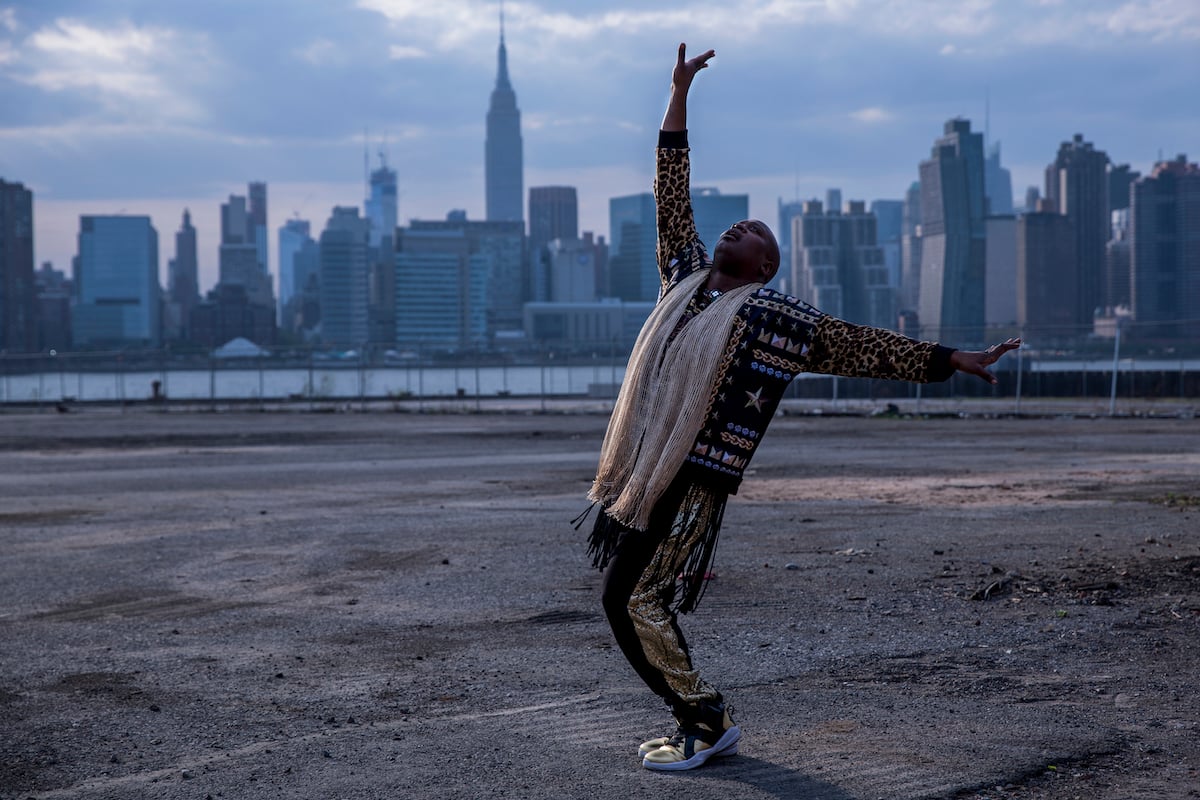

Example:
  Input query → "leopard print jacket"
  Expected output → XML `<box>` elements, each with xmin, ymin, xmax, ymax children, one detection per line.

<box><xmin>653</xmin><ymin>136</ymin><xmax>955</xmax><ymax>494</ymax></box>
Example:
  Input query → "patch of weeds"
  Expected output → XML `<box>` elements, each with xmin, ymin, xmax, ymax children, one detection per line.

<box><xmin>1150</xmin><ymin>492</ymin><xmax>1200</xmax><ymax>509</ymax></box>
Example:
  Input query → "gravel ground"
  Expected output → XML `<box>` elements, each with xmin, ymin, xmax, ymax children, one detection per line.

<box><xmin>0</xmin><ymin>407</ymin><xmax>1197</xmax><ymax>800</ymax></box>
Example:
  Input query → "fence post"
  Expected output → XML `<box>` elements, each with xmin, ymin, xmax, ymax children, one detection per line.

<box><xmin>1014</xmin><ymin>341</ymin><xmax>1024</xmax><ymax>416</ymax></box>
<box><xmin>1108</xmin><ymin>321</ymin><xmax>1121</xmax><ymax>417</ymax></box>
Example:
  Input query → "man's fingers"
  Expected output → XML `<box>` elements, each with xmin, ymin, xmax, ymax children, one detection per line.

<box><xmin>677</xmin><ymin>42</ymin><xmax>687</xmax><ymax>66</ymax></box>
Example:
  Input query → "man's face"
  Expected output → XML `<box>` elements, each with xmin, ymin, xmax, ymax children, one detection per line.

<box><xmin>713</xmin><ymin>219</ymin><xmax>779</xmax><ymax>282</ymax></box>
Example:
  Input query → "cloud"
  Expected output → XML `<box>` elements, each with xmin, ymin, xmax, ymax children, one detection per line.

<box><xmin>1098</xmin><ymin>0</ymin><xmax>1200</xmax><ymax>40</ymax></box>
<box><xmin>388</xmin><ymin>44</ymin><xmax>428</xmax><ymax>59</ymax></box>
<box><xmin>13</xmin><ymin>18</ymin><xmax>214</xmax><ymax>122</ymax></box>
<box><xmin>0</xmin><ymin>7</ymin><xmax>17</xmax><ymax>33</ymax></box>
<box><xmin>850</xmin><ymin>107</ymin><xmax>894</xmax><ymax>123</ymax></box>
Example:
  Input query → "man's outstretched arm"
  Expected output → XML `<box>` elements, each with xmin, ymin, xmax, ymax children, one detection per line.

<box><xmin>661</xmin><ymin>43</ymin><xmax>714</xmax><ymax>132</ymax></box>
<box><xmin>654</xmin><ymin>43</ymin><xmax>715</xmax><ymax>292</ymax></box>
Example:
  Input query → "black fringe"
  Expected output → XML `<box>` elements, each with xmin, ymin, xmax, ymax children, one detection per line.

<box><xmin>570</xmin><ymin>501</ymin><xmax>597</xmax><ymax>530</ymax></box>
<box><xmin>583</xmin><ymin>479</ymin><xmax>727</xmax><ymax>615</ymax></box>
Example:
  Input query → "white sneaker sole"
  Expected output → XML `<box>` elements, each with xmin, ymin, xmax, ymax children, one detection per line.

<box><xmin>641</xmin><ymin>725</ymin><xmax>741</xmax><ymax>771</ymax></box>
<box><xmin>638</xmin><ymin>738</ymin><xmax>739</xmax><ymax>758</ymax></box>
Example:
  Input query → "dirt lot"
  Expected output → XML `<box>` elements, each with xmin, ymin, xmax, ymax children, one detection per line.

<box><xmin>0</xmin><ymin>408</ymin><xmax>1197</xmax><ymax>799</ymax></box>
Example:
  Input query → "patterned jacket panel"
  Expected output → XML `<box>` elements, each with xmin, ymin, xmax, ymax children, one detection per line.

<box><xmin>680</xmin><ymin>288</ymin><xmax>955</xmax><ymax>494</ymax></box>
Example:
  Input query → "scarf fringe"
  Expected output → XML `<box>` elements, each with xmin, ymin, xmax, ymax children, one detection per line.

<box><xmin>586</xmin><ymin>480</ymin><xmax>727</xmax><ymax>615</ymax></box>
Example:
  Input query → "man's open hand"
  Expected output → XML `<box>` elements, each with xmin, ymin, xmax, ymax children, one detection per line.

<box><xmin>949</xmin><ymin>338</ymin><xmax>1022</xmax><ymax>385</ymax></box>
<box><xmin>672</xmin><ymin>43</ymin><xmax>715</xmax><ymax>93</ymax></box>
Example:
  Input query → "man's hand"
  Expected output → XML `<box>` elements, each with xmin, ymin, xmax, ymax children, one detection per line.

<box><xmin>949</xmin><ymin>338</ymin><xmax>1022</xmax><ymax>385</ymax></box>
<box><xmin>672</xmin><ymin>43</ymin><xmax>715</xmax><ymax>93</ymax></box>
<box><xmin>661</xmin><ymin>43</ymin><xmax>715</xmax><ymax>132</ymax></box>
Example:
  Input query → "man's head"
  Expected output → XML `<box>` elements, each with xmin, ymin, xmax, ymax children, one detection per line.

<box><xmin>712</xmin><ymin>219</ymin><xmax>780</xmax><ymax>284</ymax></box>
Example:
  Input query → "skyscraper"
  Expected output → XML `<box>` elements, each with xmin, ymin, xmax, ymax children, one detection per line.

<box><xmin>73</xmin><ymin>215</ymin><xmax>161</xmax><ymax>347</ymax></box>
<box><xmin>220</xmin><ymin>190</ymin><xmax>274</xmax><ymax>308</ymax></box>
<box><xmin>776</xmin><ymin>199</ymin><xmax>806</xmax><ymax>294</ymax></box>
<box><xmin>249</xmin><ymin>181</ymin><xmax>268</xmax><ymax>276</ymax></box>
<box><xmin>405</xmin><ymin>216</ymin><xmax>524</xmax><ymax>338</ymax></box>
<box><xmin>319</xmin><ymin>207</ymin><xmax>370</xmax><ymax>347</ymax></box>
<box><xmin>1017</xmin><ymin>202</ymin><xmax>1076</xmax><ymax>336</ymax></box>
<box><xmin>529</xmin><ymin>186</ymin><xmax>579</xmax><ymax>301</ymax></box>
<box><xmin>1107</xmin><ymin>163</ymin><xmax>1140</xmax><ymax>215</ymax></box>
<box><xmin>984</xmin><ymin>142</ymin><xmax>1014</xmax><ymax>215</ymax></box>
<box><xmin>394</xmin><ymin>227</ymin><xmax>488</xmax><ymax>349</ymax></box>
<box><xmin>0</xmin><ymin>179</ymin><xmax>36</xmax><ymax>353</ymax></box>
<box><xmin>791</xmin><ymin>198</ymin><xmax>892</xmax><ymax>328</ymax></box>
<box><xmin>168</xmin><ymin>210</ymin><xmax>199</xmax><ymax>319</ymax></box>
<box><xmin>1131</xmin><ymin>155</ymin><xmax>1200</xmax><ymax>342</ymax></box>
<box><xmin>691</xmin><ymin>188</ymin><xmax>749</xmax><ymax>258</ymax></box>
<box><xmin>899</xmin><ymin>182</ymin><xmax>922</xmax><ymax>316</ymax></box>
<box><xmin>918</xmin><ymin>119</ymin><xmax>987</xmax><ymax>343</ymax></box>
<box><xmin>608</xmin><ymin>193</ymin><xmax>657</xmax><ymax>302</ymax></box>
<box><xmin>485</xmin><ymin>15</ymin><xmax>523</xmax><ymax>223</ymax></box>
<box><xmin>1045</xmin><ymin>134</ymin><xmax>1110</xmax><ymax>326</ymax></box>
<box><xmin>1106</xmin><ymin>209</ymin><xmax>1132</xmax><ymax>311</ymax></box>
<box><xmin>366</xmin><ymin>158</ymin><xmax>398</xmax><ymax>249</ymax></box>
<box><xmin>278</xmin><ymin>217</ymin><xmax>317</xmax><ymax>329</ymax></box>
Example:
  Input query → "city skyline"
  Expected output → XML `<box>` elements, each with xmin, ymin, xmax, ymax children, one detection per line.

<box><xmin>1</xmin><ymin>0</ymin><xmax>1197</xmax><ymax>293</ymax></box>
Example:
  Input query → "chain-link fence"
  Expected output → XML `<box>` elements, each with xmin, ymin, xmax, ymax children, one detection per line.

<box><xmin>2</xmin><ymin>318</ymin><xmax>1197</xmax><ymax>416</ymax></box>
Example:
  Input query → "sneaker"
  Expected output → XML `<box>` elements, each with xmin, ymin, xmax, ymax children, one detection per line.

<box><xmin>642</xmin><ymin>704</ymin><xmax>740</xmax><ymax>771</ymax></box>
<box><xmin>638</xmin><ymin>734</ymin><xmax>738</xmax><ymax>758</ymax></box>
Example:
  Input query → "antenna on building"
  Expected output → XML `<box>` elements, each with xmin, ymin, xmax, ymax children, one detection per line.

<box><xmin>984</xmin><ymin>85</ymin><xmax>990</xmax><ymax>149</ymax></box>
<box><xmin>363</xmin><ymin>126</ymin><xmax>370</xmax><ymax>194</ymax></box>
<box><xmin>500</xmin><ymin>0</ymin><xmax>505</xmax><ymax>43</ymax></box>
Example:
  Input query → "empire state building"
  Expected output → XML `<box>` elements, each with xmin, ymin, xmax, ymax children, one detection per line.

<box><xmin>485</xmin><ymin>21</ymin><xmax>524</xmax><ymax>223</ymax></box>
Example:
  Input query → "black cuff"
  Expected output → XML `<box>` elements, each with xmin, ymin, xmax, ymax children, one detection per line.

<box><xmin>658</xmin><ymin>129</ymin><xmax>689</xmax><ymax>149</ymax></box>
<box><xmin>927</xmin><ymin>344</ymin><xmax>957</xmax><ymax>383</ymax></box>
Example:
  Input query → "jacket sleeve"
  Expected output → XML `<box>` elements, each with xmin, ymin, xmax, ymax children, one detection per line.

<box><xmin>802</xmin><ymin>315</ymin><xmax>956</xmax><ymax>383</ymax></box>
<box><xmin>654</xmin><ymin>130</ymin><xmax>704</xmax><ymax>293</ymax></box>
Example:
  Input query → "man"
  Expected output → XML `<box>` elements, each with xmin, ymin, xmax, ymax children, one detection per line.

<box><xmin>583</xmin><ymin>43</ymin><xmax>1021</xmax><ymax>772</ymax></box>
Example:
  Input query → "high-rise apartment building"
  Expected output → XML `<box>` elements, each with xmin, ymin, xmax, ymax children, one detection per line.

<box><xmin>871</xmin><ymin>199</ymin><xmax>903</xmax><ymax>291</ymax></box>
<box><xmin>405</xmin><ymin>216</ymin><xmax>524</xmax><ymax>338</ymax></box>
<box><xmin>1108</xmin><ymin>164</ymin><xmax>1140</xmax><ymax>215</ymax></box>
<box><xmin>485</xmin><ymin>21</ymin><xmax>523</xmax><ymax>223</ymax></box>
<box><xmin>791</xmin><ymin>198</ymin><xmax>893</xmax><ymax>329</ymax></box>
<box><xmin>529</xmin><ymin>186</ymin><xmax>579</xmax><ymax>301</ymax></box>
<box><xmin>319</xmin><ymin>207</ymin><xmax>370</xmax><ymax>347</ymax></box>
<box><xmin>72</xmin><ymin>215</ymin><xmax>161</xmax><ymax>347</ymax></box>
<box><xmin>394</xmin><ymin>227</ymin><xmax>489</xmax><ymax>349</ymax></box>
<box><xmin>608</xmin><ymin>193</ymin><xmax>657</xmax><ymax>302</ymax></box>
<box><xmin>918</xmin><ymin>118</ymin><xmax>987</xmax><ymax>343</ymax></box>
<box><xmin>1017</xmin><ymin>203</ymin><xmax>1076</xmax><ymax>335</ymax></box>
<box><xmin>899</xmin><ymin>182</ymin><xmax>922</xmax><ymax>316</ymax></box>
<box><xmin>34</xmin><ymin>262</ymin><xmax>71</xmax><ymax>352</ymax></box>
<box><xmin>0</xmin><ymin>179</ymin><xmax>36</xmax><ymax>353</ymax></box>
<box><xmin>776</xmin><ymin>199</ymin><xmax>806</xmax><ymax>294</ymax></box>
<box><xmin>985</xmin><ymin>215</ymin><xmax>1017</xmax><ymax>327</ymax></box>
<box><xmin>1131</xmin><ymin>155</ymin><xmax>1200</xmax><ymax>342</ymax></box>
<box><xmin>1106</xmin><ymin>209</ymin><xmax>1132</xmax><ymax>311</ymax></box>
<box><xmin>1045</xmin><ymin>134</ymin><xmax>1110</xmax><ymax>325</ymax></box>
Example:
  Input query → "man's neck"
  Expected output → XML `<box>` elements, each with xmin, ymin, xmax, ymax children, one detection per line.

<box><xmin>705</xmin><ymin>269</ymin><xmax>757</xmax><ymax>294</ymax></box>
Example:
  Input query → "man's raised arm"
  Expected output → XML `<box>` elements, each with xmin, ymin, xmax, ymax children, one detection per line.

<box><xmin>654</xmin><ymin>43</ymin><xmax>715</xmax><ymax>292</ymax></box>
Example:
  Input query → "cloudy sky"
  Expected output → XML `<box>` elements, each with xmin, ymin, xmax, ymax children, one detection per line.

<box><xmin>1</xmin><ymin>0</ymin><xmax>1197</xmax><ymax>292</ymax></box>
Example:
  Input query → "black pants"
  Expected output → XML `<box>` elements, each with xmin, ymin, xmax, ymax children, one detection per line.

<box><xmin>599</xmin><ymin>514</ymin><xmax>723</xmax><ymax>721</ymax></box>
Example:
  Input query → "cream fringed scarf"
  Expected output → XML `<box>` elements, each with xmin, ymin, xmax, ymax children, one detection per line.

<box><xmin>588</xmin><ymin>269</ymin><xmax>761</xmax><ymax>530</ymax></box>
